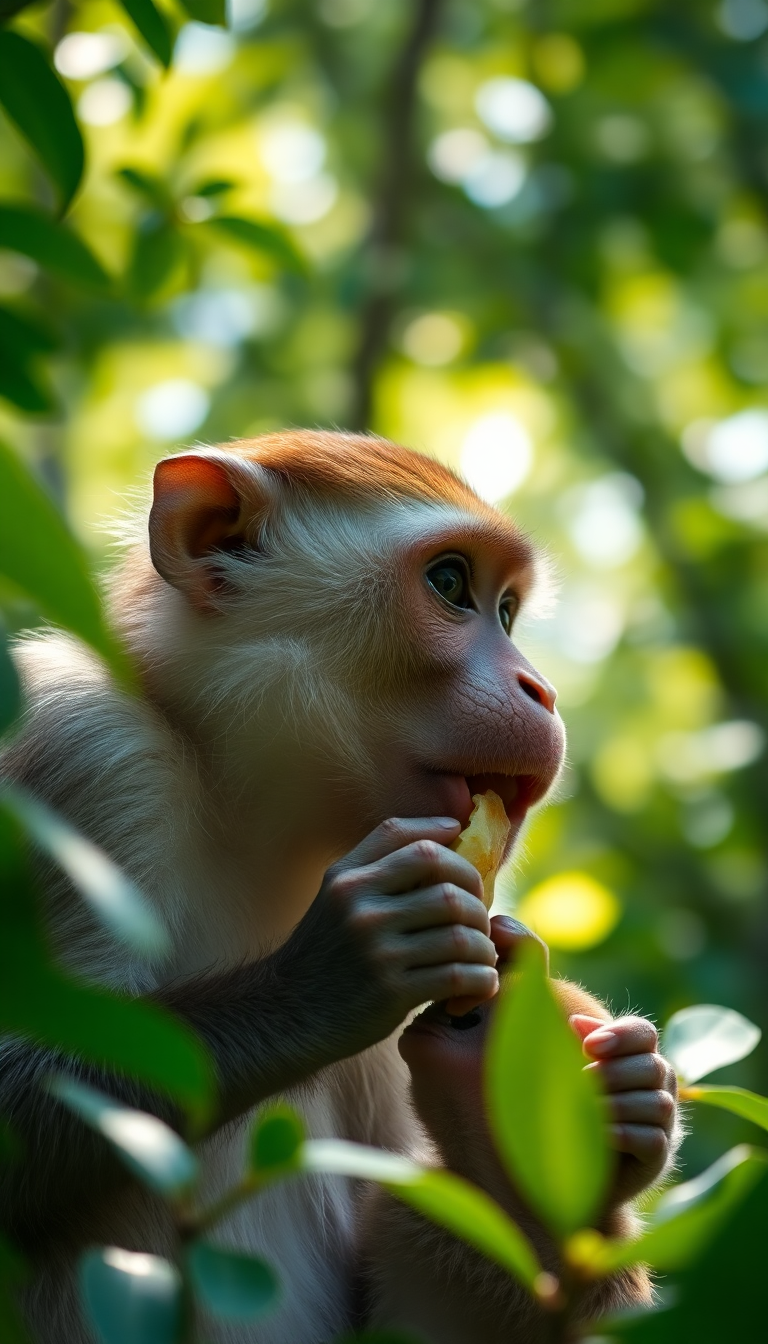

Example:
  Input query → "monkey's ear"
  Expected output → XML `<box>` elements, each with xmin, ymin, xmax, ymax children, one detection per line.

<box><xmin>149</xmin><ymin>452</ymin><xmax>266</xmax><ymax>612</ymax></box>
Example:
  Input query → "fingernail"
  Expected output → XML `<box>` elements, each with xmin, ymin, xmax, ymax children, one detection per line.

<box><xmin>585</xmin><ymin>1029</ymin><xmax>617</xmax><ymax>1056</ymax></box>
<box><xmin>495</xmin><ymin>916</ymin><xmax>530</xmax><ymax>934</ymax></box>
<box><xmin>434</xmin><ymin>817</ymin><xmax>460</xmax><ymax>828</ymax></box>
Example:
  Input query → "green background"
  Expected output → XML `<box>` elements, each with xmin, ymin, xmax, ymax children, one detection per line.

<box><xmin>2</xmin><ymin>0</ymin><xmax>768</xmax><ymax>1194</ymax></box>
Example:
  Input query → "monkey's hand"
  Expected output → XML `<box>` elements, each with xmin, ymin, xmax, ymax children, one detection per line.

<box><xmin>571</xmin><ymin>1014</ymin><xmax>680</xmax><ymax>1205</ymax></box>
<box><xmin>282</xmin><ymin>816</ymin><xmax>499</xmax><ymax>1065</ymax></box>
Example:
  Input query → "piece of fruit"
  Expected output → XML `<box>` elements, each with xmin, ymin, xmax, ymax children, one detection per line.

<box><xmin>452</xmin><ymin>790</ymin><xmax>511</xmax><ymax>910</ymax></box>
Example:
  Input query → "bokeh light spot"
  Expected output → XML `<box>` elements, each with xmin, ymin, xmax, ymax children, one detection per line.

<box><xmin>681</xmin><ymin>410</ymin><xmax>768</xmax><ymax>483</ymax></box>
<box><xmin>463</xmin><ymin>150</ymin><xmax>526</xmax><ymax>208</ymax></box>
<box><xmin>717</xmin><ymin>0</ymin><xmax>768</xmax><ymax>41</ymax></box>
<box><xmin>54</xmin><ymin>30</ymin><xmax>127</xmax><ymax>80</ymax></box>
<box><xmin>78</xmin><ymin>79</ymin><xmax>131</xmax><ymax>127</ymax></box>
<box><xmin>532</xmin><ymin>34</ymin><xmax>585</xmax><ymax>93</ymax></box>
<box><xmin>401</xmin><ymin>313</ymin><xmax>464</xmax><ymax>366</ymax></box>
<box><xmin>475</xmin><ymin>77</ymin><xmax>553</xmax><ymax>144</ymax></box>
<box><xmin>428</xmin><ymin>128</ymin><xmax>490</xmax><ymax>184</ymax></box>
<box><xmin>564</xmin><ymin>473</ymin><xmax>644</xmax><ymax>569</ymax></box>
<box><xmin>516</xmin><ymin>873</ymin><xmax>621</xmax><ymax>950</ymax></box>
<box><xmin>460</xmin><ymin>412</ymin><xmax>533</xmax><ymax>501</ymax></box>
<box><xmin>135</xmin><ymin>380</ymin><xmax>210</xmax><ymax>440</ymax></box>
<box><xmin>595</xmin><ymin>115</ymin><xmax>650</xmax><ymax>163</ymax></box>
<box><xmin>260</xmin><ymin>123</ymin><xmax>327</xmax><ymax>183</ymax></box>
<box><xmin>657</xmin><ymin>720</ymin><xmax>765</xmax><ymax>784</ymax></box>
<box><xmin>175</xmin><ymin>23</ymin><xmax>235</xmax><ymax>76</ymax></box>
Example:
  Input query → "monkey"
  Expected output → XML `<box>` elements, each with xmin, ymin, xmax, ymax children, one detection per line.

<box><xmin>0</xmin><ymin>430</ymin><xmax>602</xmax><ymax>1342</ymax></box>
<box><xmin>362</xmin><ymin>923</ymin><xmax>681</xmax><ymax>1344</ymax></box>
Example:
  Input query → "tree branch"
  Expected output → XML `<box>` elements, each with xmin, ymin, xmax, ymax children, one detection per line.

<box><xmin>349</xmin><ymin>0</ymin><xmax>445</xmax><ymax>431</ymax></box>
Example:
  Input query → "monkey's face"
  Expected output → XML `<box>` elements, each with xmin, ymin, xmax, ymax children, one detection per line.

<box><xmin>357</xmin><ymin>511</ymin><xmax>566</xmax><ymax>845</ymax></box>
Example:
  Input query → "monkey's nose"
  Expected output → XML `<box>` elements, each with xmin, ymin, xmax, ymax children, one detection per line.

<box><xmin>517</xmin><ymin>670</ymin><xmax>557</xmax><ymax>714</ymax></box>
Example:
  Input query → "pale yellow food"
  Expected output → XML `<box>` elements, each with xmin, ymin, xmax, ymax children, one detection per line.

<box><xmin>451</xmin><ymin>790</ymin><xmax>511</xmax><ymax>909</ymax></box>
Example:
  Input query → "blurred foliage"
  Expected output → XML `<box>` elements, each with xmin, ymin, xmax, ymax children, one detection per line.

<box><xmin>3</xmin><ymin>0</ymin><xmax>768</xmax><ymax>1337</ymax></box>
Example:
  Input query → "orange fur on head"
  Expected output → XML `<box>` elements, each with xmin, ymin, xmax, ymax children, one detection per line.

<box><xmin>219</xmin><ymin>431</ymin><xmax>536</xmax><ymax>569</ymax></box>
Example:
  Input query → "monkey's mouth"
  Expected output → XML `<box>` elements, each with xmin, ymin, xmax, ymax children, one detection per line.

<box><xmin>403</xmin><ymin>1000</ymin><xmax>485</xmax><ymax>1040</ymax></box>
<box><xmin>465</xmin><ymin>772</ymin><xmax>539</xmax><ymax>824</ymax></box>
<box><xmin>424</xmin><ymin>770</ymin><xmax>539</xmax><ymax>829</ymax></box>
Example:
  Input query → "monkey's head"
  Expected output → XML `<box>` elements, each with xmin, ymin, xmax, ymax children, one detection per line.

<box><xmin>128</xmin><ymin>431</ymin><xmax>564</xmax><ymax>863</ymax></box>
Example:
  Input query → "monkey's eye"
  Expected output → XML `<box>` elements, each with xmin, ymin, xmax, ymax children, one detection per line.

<box><xmin>499</xmin><ymin>595</ymin><xmax>519</xmax><ymax>636</ymax></box>
<box><xmin>426</xmin><ymin>557</ymin><xmax>472</xmax><ymax>610</ymax></box>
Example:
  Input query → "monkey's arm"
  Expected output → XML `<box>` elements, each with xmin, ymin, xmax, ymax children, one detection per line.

<box><xmin>1</xmin><ymin>816</ymin><xmax>502</xmax><ymax>1248</ymax></box>
<box><xmin>0</xmin><ymin>943</ymin><xmax>361</xmax><ymax>1251</ymax></box>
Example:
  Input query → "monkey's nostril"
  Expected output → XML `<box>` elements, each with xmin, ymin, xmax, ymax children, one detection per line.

<box><xmin>519</xmin><ymin>677</ymin><xmax>542</xmax><ymax>704</ymax></box>
<box><xmin>518</xmin><ymin>672</ymin><xmax>557</xmax><ymax>714</ymax></box>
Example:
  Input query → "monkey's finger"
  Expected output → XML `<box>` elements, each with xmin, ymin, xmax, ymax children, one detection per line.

<box><xmin>334</xmin><ymin>817</ymin><xmax>462</xmax><ymax>872</ymax></box>
<box><xmin>398</xmin><ymin>925</ymin><xmax>498</xmax><ymax>970</ymax></box>
<box><xmin>583</xmin><ymin>1017</ymin><xmax>658</xmax><ymax>1060</ymax></box>
<box><xmin>363</xmin><ymin>839</ymin><xmax>484</xmax><ymax>902</ymax></box>
<box><xmin>389</xmin><ymin>884</ymin><xmax>491</xmax><ymax>936</ymax></box>
<box><xmin>607</xmin><ymin>1090</ymin><xmax>676</xmax><ymax>1130</ymax></box>
<box><xmin>407</xmin><ymin>963</ymin><xmax>499</xmax><ymax>1007</ymax></box>
<box><xmin>586</xmin><ymin>1053</ymin><xmax>668</xmax><ymax>1093</ymax></box>
<box><xmin>491</xmin><ymin>916</ymin><xmax>550</xmax><ymax>972</ymax></box>
<box><xmin>609</xmin><ymin>1123</ymin><xmax>668</xmax><ymax>1166</ymax></box>
<box><xmin>570</xmin><ymin>1013</ymin><xmax>605</xmax><ymax>1042</ymax></box>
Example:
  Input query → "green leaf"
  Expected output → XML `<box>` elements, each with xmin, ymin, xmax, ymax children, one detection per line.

<box><xmin>0</xmin><ymin>936</ymin><xmax>214</xmax><ymax>1129</ymax></box>
<box><xmin>117</xmin><ymin>168</ymin><xmax>172</xmax><ymax>210</ymax></box>
<box><xmin>0</xmin><ymin>351</ymin><xmax>56</xmax><ymax>415</ymax></box>
<box><xmin>609</xmin><ymin>1166</ymin><xmax>768</xmax><ymax>1343</ymax></box>
<box><xmin>0</xmin><ymin>808</ymin><xmax>215</xmax><ymax>1129</ymax></box>
<box><xmin>186</xmin><ymin>1243</ymin><xmax>279</xmax><ymax>1321</ymax></box>
<box><xmin>0</xmin><ymin>204</ymin><xmax>110</xmax><ymax>292</ymax></box>
<box><xmin>0</xmin><ymin>290</ymin><xmax>60</xmax><ymax>413</ymax></box>
<box><xmin>80</xmin><ymin>1248</ymin><xmax>181</xmax><ymax>1344</ymax></box>
<box><xmin>0</xmin><ymin>32</ymin><xmax>84</xmax><ymax>212</ymax></box>
<box><xmin>486</xmin><ymin>940</ymin><xmax>610</xmax><ymax>1238</ymax></box>
<box><xmin>206</xmin><ymin>216</ymin><xmax>306</xmax><ymax>274</ymax></box>
<box><xmin>301</xmin><ymin>1139</ymin><xmax>546</xmax><ymax>1295</ymax></box>
<box><xmin>664</xmin><ymin>1005</ymin><xmax>761</xmax><ymax>1084</ymax></box>
<box><xmin>119</xmin><ymin>0</ymin><xmax>173</xmax><ymax>69</ymax></box>
<box><xmin>0</xmin><ymin>0</ymin><xmax>41</xmax><ymax>19</ymax></box>
<box><xmin>0</xmin><ymin>305</ymin><xmax>59</xmax><ymax>357</ymax></box>
<box><xmin>2</xmin><ymin>783</ymin><xmax>169</xmax><ymax>957</ymax></box>
<box><xmin>682</xmin><ymin>1084</ymin><xmax>768</xmax><ymax>1133</ymax></box>
<box><xmin>194</xmin><ymin>178</ymin><xmax>237</xmax><ymax>197</ymax></box>
<box><xmin>179</xmin><ymin>0</ymin><xmax>227</xmax><ymax>24</ymax></box>
<box><xmin>126</xmin><ymin>219</ymin><xmax>184</xmax><ymax>300</ymax></box>
<box><xmin>0</xmin><ymin>630</ymin><xmax>21</xmax><ymax>738</ymax></box>
<box><xmin>569</xmin><ymin>1145</ymin><xmax>768</xmax><ymax>1277</ymax></box>
<box><xmin>0</xmin><ymin>439</ymin><xmax>127</xmax><ymax>679</ymax></box>
<box><xmin>51</xmin><ymin>1077</ymin><xmax>199</xmax><ymax>1196</ymax></box>
<box><xmin>249</xmin><ymin>1105</ymin><xmax>305</xmax><ymax>1173</ymax></box>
